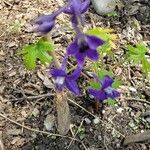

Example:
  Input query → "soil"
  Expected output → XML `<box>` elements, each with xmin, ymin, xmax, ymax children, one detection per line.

<box><xmin>0</xmin><ymin>0</ymin><xmax>150</xmax><ymax>150</ymax></box>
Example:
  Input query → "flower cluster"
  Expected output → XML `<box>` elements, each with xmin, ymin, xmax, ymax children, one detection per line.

<box><xmin>33</xmin><ymin>0</ymin><xmax>120</xmax><ymax>101</ymax></box>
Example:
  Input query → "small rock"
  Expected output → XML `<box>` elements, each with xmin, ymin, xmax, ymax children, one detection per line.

<box><xmin>84</xmin><ymin>118</ymin><xmax>91</xmax><ymax>124</ymax></box>
<box><xmin>116</xmin><ymin>143</ymin><xmax>120</xmax><ymax>149</ymax></box>
<box><xmin>44</xmin><ymin>114</ymin><xmax>55</xmax><ymax>131</ymax></box>
<box><xmin>116</xmin><ymin>107</ymin><xmax>124</xmax><ymax>114</ymax></box>
<box><xmin>130</xmin><ymin>111</ymin><xmax>135</xmax><ymax>117</ymax></box>
<box><xmin>89</xmin><ymin>128</ymin><xmax>93</xmax><ymax>132</ymax></box>
<box><xmin>21</xmin><ymin>110</ymin><xmax>28</xmax><ymax>118</ymax></box>
<box><xmin>145</xmin><ymin>117</ymin><xmax>150</xmax><ymax>123</ymax></box>
<box><xmin>98</xmin><ymin>135</ymin><xmax>102</xmax><ymax>140</ymax></box>
<box><xmin>129</xmin><ymin>87</ymin><xmax>137</xmax><ymax>92</ymax></box>
<box><xmin>128</xmin><ymin>120</ymin><xmax>138</xmax><ymax>130</ymax></box>
<box><xmin>32</xmin><ymin>108</ymin><xmax>40</xmax><ymax>117</ymax></box>
<box><xmin>141</xmin><ymin>130</ymin><xmax>144</xmax><ymax>133</ymax></box>
<box><xmin>91</xmin><ymin>0</ymin><xmax>116</xmax><ymax>15</ymax></box>
<box><xmin>93</xmin><ymin>117</ymin><xmax>100</xmax><ymax>125</ymax></box>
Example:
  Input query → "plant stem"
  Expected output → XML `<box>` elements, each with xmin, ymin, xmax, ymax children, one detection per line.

<box><xmin>45</xmin><ymin>33</ymin><xmax>60</xmax><ymax>68</ymax></box>
<box><xmin>45</xmin><ymin>33</ymin><xmax>70</xmax><ymax>135</ymax></box>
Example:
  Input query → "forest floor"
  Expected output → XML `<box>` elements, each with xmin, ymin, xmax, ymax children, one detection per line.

<box><xmin>0</xmin><ymin>0</ymin><xmax>150</xmax><ymax>150</ymax></box>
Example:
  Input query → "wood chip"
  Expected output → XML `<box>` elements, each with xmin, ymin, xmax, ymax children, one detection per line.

<box><xmin>123</xmin><ymin>131</ymin><xmax>150</xmax><ymax>145</ymax></box>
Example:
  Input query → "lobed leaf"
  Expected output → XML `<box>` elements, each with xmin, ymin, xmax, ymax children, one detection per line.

<box><xmin>20</xmin><ymin>38</ymin><xmax>55</xmax><ymax>70</ymax></box>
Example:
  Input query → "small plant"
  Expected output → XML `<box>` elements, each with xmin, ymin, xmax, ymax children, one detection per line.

<box><xmin>20</xmin><ymin>0</ymin><xmax>123</xmax><ymax>135</ymax></box>
<box><xmin>20</xmin><ymin>38</ymin><xmax>55</xmax><ymax>70</ymax></box>
<box><xmin>126</xmin><ymin>43</ymin><xmax>150</xmax><ymax>74</ymax></box>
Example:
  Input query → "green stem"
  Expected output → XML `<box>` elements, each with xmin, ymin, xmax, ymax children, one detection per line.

<box><xmin>45</xmin><ymin>33</ymin><xmax>60</xmax><ymax>68</ymax></box>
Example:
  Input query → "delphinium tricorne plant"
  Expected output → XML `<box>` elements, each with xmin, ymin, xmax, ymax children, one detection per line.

<box><xmin>21</xmin><ymin>0</ymin><xmax>120</xmax><ymax>135</ymax></box>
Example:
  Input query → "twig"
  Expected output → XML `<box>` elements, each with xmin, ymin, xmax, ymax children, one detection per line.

<box><xmin>27</xmin><ymin>93</ymin><xmax>54</xmax><ymax>100</ymax></box>
<box><xmin>0</xmin><ymin>131</ymin><xmax>5</xmax><ymax>150</ymax></box>
<box><xmin>123</xmin><ymin>97</ymin><xmax>150</xmax><ymax>105</ymax></box>
<box><xmin>81</xmin><ymin>142</ymin><xmax>88</xmax><ymax>150</ymax></box>
<box><xmin>0</xmin><ymin>113</ymin><xmax>80</xmax><ymax>142</ymax></box>
<box><xmin>67</xmin><ymin>119</ymin><xmax>84</xmax><ymax>149</ymax></box>
<box><xmin>10</xmin><ymin>93</ymin><xmax>54</xmax><ymax>102</ymax></box>
<box><xmin>68</xmin><ymin>98</ymin><xmax>96</xmax><ymax>118</ymax></box>
<box><xmin>123</xmin><ymin>131</ymin><xmax>150</xmax><ymax>146</ymax></box>
<box><xmin>104</xmin><ymin>134</ymin><xmax>109</xmax><ymax>150</ymax></box>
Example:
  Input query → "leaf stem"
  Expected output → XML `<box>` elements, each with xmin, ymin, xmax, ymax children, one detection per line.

<box><xmin>45</xmin><ymin>33</ymin><xmax>60</xmax><ymax>68</ymax></box>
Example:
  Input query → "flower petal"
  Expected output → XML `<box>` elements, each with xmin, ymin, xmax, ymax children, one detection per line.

<box><xmin>75</xmin><ymin>52</ymin><xmax>86</xmax><ymax>66</ymax></box>
<box><xmin>81</xmin><ymin>0</ymin><xmax>90</xmax><ymax>13</ymax></box>
<box><xmin>102</xmin><ymin>75</ymin><xmax>114</xmax><ymax>89</ymax></box>
<box><xmin>63</xmin><ymin>6</ymin><xmax>74</xmax><ymax>14</ymax></box>
<box><xmin>88</xmin><ymin>89</ymin><xmax>107</xmax><ymax>101</ymax></box>
<box><xmin>112</xmin><ymin>90</ymin><xmax>120</xmax><ymax>98</ymax></box>
<box><xmin>68</xmin><ymin>66</ymin><xmax>81</xmax><ymax>80</ymax></box>
<box><xmin>71</xmin><ymin>0</ymin><xmax>82</xmax><ymax>15</ymax></box>
<box><xmin>36</xmin><ymin>22</ymin><xmax>54</xmax><ymax>34</ymax></box>
<box><xmin>87</xmin><ymin>35</ymin><xmax>105</xmax><ymax>49</ymax></box>
<box><xmin>67</xmin><ymin>40</ymin><xmax>79</xmax><ymax>55</ymax></box>
<box><xmin>51</xmin><ymin>68</ymin><xmax>66</xmax><ymax>77</ymax></box>
<box><xmin>86</xmin><ymin>49</ymin><xmax>99</xmax><ymax>61</ymax></box>
<box><xmin>66</xmin><ymin>80</ymin><xmax>80</xmax><ymax>95</ymax></box>
<box><xmin>34</xmin><ymin>14</ymin><xmax>54</xmax><ymax>24</ymax></box>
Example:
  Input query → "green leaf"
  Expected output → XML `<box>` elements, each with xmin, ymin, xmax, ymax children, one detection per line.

<box><xmin>104</xmin><ymin>98</ymin><xmax>117</xmax><ymax>107</ymax></box>
<box><xmin>89</xmin><ymin>82</ymin><xmax>101</xmax><ymax>89</ymax></box>
<box><xmin>37</xmin><ymin>49</ymin><xmax>52</xmax><ymax>64</ymax></box>
<box><xmin>23</xmin><ymin>49</ymin><xmax>38</xmax><ymax>69</ymax></box>
<box><xmin>107</xmin><ymin>11</ymin><xmax>118</xmax><ymax>17</ymax></box>
<box><xmin>97</xmin><ymin>69</ymin><xmax>113</xmax><ymax>79</ymax></box>
<box><xmin>126</xmin><ymin>43</ymin><xmax>150</xmax><ymax>74</ymax></box>
<box><xmin>142</xmin><ymin>58</ymin><xmax>150</xmax><ymax>74</ymax></box>
<box><xmin>98</xmin><ymin>42</ymin><xmax>112</xmax><ymax>54</ymax></box>
<box><xmin>112</xmin><ymin>79</ymin><xmax>121</xmax><ymax>89</ymax></box>
<box><xmin>20</xmin><ymin>38</ymin><xmax>55</xmax><ymax>70</ymax></box>
<box><xmin>37</xmin><ymin>38</ymin><xmax>55</xmax><ymax>52</ymax></box>
<box><xmin>19</xmin><ymin>44</ymin><xmax>35</xmax><ymax>55</ymax></box>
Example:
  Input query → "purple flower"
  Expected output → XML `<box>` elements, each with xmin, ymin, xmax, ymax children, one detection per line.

<box><xmin>64</xmin><ymin>0</ymin><xmax>90</xmax><ymax>28</ymax></box>
<box><xmin>88</xmin><ymin>75</ymin><xmax>120</xmax><ymax>101</ymax></box>
<box><xmin>50</xmin><ymin>57</ymin><xmax>81</xmax><ymax>95</ymax></box>
<box><xmin>67</xmin><ymin>34</ymin><xmax>104</xmax><ymax>66</ymax></box>
<box><xmin>32</xmin><ymin>6</ymin><xmax>66</xmax><ymax>34</ymax></box>
<box><xmin>64</xmin><ymin>0</ymin><xmax>90</xmax><ymax>15</ymax></box>
<box><xmin>32</xmin><ymin>14</ymin><xmax>55</xmax><ymax>34</ymax></box>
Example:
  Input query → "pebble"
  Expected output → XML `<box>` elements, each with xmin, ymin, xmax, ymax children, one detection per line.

<box><xmin>98</xmin><ymin>135</ymin><xmax>102</xmax><ymax>141</ymax></box>
<box><xmin>93</xmin><ymin>117</ymin><xmax>100</xmax><ymax>124</ymax></box>
<box><xmin>130</xmin><ymin>111</ymin><xmax>135</xmax><ymax>117</ymax></box>
<box><xmin>32</xmin><ymin>108</ymin><xmax>40</xmax><ymax>117</ymax></box>
<box><xmin>44</xmin><ymin>114</ymin><xmax>55</xmax><ymax>131</ymax></box>
<box><xmin>84</xmin><ymin>118</ymin><xmax>91</xmax><ymax>124</ymax></box>
<box><xmin>129</xmin><ymin>87</ymin><xmax>137</xmax><ymax>92</ymax></box>
<box><xmin>116</xmin><ymin>107</ymin><xmax>124</xmax><ymax>114</ymax></box>
<box><xmin>145</xmin><ymin>116</ymin><xmax>150</xmax><ymax>123</ymax></box>
<box><xmin>91</xmin><ymin>0</ymin><xmax>116</xmax><ymax>15</ymax></box>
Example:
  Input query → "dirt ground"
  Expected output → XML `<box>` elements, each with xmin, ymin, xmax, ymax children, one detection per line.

<box><xmin>0</xmin><ymin>0</ymin><xmax>150</xmax><ymax>150</ymax></box>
